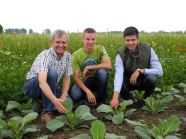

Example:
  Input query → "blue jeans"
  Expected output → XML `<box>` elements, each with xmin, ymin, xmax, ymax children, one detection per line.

<box><xmin>70</xmin><ymin>69</ymin><xmax>109</xmax><ymax>104</ymax></box>
<box><xmin>120</xmin><ymin>74</ymin><xmax>158</xmax><ymax>100</ymax></box>
<box><xmin>23</xmin><ymin>70</ymin><xmax>61</xmax><ymax>113</ymax></box>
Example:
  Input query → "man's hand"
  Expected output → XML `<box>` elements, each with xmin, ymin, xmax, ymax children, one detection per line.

<box><xmin>130</xmin><ymin>70</ymin><xmax>140</xmax><ymax>85</ymax></box>
<box><xmin>60</xmin><ymin>92</ymin><xmax>68</xmax><ymax>103</ymax></box>
<box><xmin>86</xmin><ymin>90</ymin><xmax>97</xmax><ymax>105</ymax></box>
<box><xmin>110</xmin><ymin>93</ymin><xmax>119</xmax><ymax>109</ymax></box>
<box><xmin>54</xmin><ymin>98</ymin><xmax>67</xmax><ymax>114</ymax></box>
<box><xmin>82</xmin><ymin>66</ymin><xmax>91</xmax><ymax>79</ymax></box>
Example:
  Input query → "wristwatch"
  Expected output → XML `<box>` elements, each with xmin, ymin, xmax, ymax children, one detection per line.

<box><xmin>136</xmin><ymin>68</ymin><xmax>141</xmax><ymax>74</ymax></box>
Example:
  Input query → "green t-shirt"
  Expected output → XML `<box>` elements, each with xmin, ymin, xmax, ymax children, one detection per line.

<box><xmin>72</xmin><ymin>45</ymin><xmax>109</xmax><ymax>78</ymax></box>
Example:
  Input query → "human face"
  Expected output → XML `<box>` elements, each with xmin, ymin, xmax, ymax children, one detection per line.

<box><xmin>83</xmin><ymin>33</ymin><xmax>96</xmax><ymax>52</ymax></box>
<box><xmin>124</xmin><ymin>35</ymin><xmax>138</xmax><ymax>50</ymax></box>
<box><xmin>50</xmin><ymin>35</ymin><xmax>68</xmax><ymax>57</ymax></box>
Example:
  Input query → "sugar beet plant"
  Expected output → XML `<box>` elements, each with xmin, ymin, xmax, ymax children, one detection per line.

<box><xmin>96</xmin><ymin>100</ymin><xmax>136</xmax><ymax>125</ymax></box>
<box><xmin>125</xmin><ymin>115</ymin><xmax>181</xmax><ymax>139</ymax></box>
<box><xmin>70</xmin><ymin>120</ymin><xmax>126</xmax><ymax>139</ymax></box>
<box><xmin>0</xmin><ymin>112</ymin><xmax>39</xmax><ymax>139</ymax></box>
<box><xmin>46</xmin><ymin>100</ymin><xmax>97</xmax><ymax>131</ymax></box>
<box><xmin>143</xmin><ymin>95</ymin><xmax>174</xmax><ymax>113</ymax></box>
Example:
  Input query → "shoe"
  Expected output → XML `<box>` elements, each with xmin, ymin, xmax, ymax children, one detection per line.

<box><xmin>41</xmin><ymin>112</ymin><xmax>55</xmax><ymax>123</ymax></box>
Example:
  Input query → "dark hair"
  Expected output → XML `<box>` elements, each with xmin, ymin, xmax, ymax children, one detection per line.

<box><xmin>83</xmin><ymin>28</ymin><xmax>96</xmax><ymax>34</ymax></box>
<box><xmin>123</xmin><ymin>26</ymin><xmax>139</xmax><ymax>38</ymax></box>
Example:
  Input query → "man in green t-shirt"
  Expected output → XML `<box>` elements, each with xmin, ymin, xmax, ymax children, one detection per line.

<box><xmin>70</xmin><ymin>28</ymin><xmax>112</xmax><ymax>106</ymax></box>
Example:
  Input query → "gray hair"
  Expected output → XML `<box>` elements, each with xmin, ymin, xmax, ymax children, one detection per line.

<box><xmin>50</xmin><ymin>29</ymin><xmax>68</xmax><ymax>42</ymax></box>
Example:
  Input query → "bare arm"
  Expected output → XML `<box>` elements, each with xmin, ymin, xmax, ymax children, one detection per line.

<box><xmin>60</xmin><ymin>76</ymin><xmax>71</xmax><ymax>101</ymax></box>
<box><xmin>38</xmin><ymin>71</ymin><xmax>67</xmax><ymax>113</ymax></box>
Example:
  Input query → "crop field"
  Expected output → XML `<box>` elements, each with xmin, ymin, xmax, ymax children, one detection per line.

<box><xmin>0</xmin><ymin>33</ymin><xmax>186</xmax><ymax>139</ymax></box>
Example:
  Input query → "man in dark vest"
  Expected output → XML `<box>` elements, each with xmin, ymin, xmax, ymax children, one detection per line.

<box><xmin>110</xmin><ymin>26</ymin><xmax>163</xmax><ymax>109</ymax></box>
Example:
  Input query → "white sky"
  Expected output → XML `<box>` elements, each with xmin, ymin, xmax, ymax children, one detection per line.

<box><xmin>0</xmin><ymin>0</ymin><xmax>186</xmax><ymax>33</ymax></box>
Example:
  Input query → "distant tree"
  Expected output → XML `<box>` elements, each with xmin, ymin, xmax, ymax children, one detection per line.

<box><xmin>42</xmin><ymin>29</ymin><xmax>51</xmax><ymax>34</ymax></box>
<box><xmin>0</xmin><ymin>24</ymin><xmax>3</xmax><ymax>34</ymax></box>
<box><xmin>20</xmin><ymin>28</ymin><xmax>27</xmax><ymax>34</ymax></box>
<box><xmin>29</xmin><ymin>29</ymin><xmax>34</xmax><ymax>34</ymax></box>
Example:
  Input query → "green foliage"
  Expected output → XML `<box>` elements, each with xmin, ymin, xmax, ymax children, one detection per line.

<box><xmin>0</xmin><ymin>112</ymin><xmax>39</xmax><ymax>139</ymax></box>
<box><xmin>70</xmin><ymin>120</ymin><xmax>126</xmax><ymax>139</ymax></box>
<box><xmin>126</xmin><ymin>115</ymin><xmax>180</xmax><ymax>139</ymax></box>
<box><xmin>0</xmin><ymin>24</ymin><xmax>3</xmax><ymax>34</ymax></box>
<box><xmin>131</xmin><ymin>90</ymin><xmax>145</xmax><ymax>102</ymax></box>
<box><xmin>46</xmin><ymin>100</ymin><xmax>96</xmax><ymax>131</ymax></box>
<box><xmin>96</xmin><ymin>100</ymin><xmax>135</xmax><ymax>125</ymax></box>
<box><xmin>144</xmin><ymin>96</ymin><xmax>174</xmax><ymax>113</ymax></box>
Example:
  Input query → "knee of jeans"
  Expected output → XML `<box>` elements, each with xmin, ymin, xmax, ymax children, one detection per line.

<box><xmin>70</xmin><ymin>86</ymin><xmax>83</xmax><ymax>102</ymax></box>
<box><xmin>97</xmin><ymin>69</ymin><xmax>108</xmax><ymax>80</ymax></box>
<box><xmin>47</xmin><ymin>70</ymin><xmax>58</xmax><ymax>81</ymax></box>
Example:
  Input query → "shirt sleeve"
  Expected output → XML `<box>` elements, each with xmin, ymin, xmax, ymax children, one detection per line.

<box><xmin>144</xmin><ymin>47</ymin><xmax>163</xmax><ymax>76</ymax></box>
<box><xmin>114</xmin><ymin>54</ymin><xmax>124</xmax><ymax>93</ymax></box>
<box><xmin>100</xmin><ymin>45</ymin><xmax>110</xmax><ymax>61</ymax></box>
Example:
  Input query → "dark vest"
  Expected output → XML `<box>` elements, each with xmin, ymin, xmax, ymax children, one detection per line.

<box><xmin>117</xmin><ymin>43</ymin><xmax>151</xmax><ymax>78</ymax></box>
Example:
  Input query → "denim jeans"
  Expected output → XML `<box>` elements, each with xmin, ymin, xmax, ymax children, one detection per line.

<box><xmin>120</xmin><ymin>74</ymin><xmax>158</xmax><ymax>100</ymax></box>
<box><xmin>23</xmin><ymin>70</ymin><xmax>61</xmax><ymax>113</ymax></box>
<box><xmin>70</xmin><ymin>69</ymin><xmax>109</xmax><ymax>104</ymax></box>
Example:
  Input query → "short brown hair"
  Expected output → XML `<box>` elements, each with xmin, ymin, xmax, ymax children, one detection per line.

<box><xmin>83</xmin><ymin>28</ymin><xmax>96</xmax><ymax>35</ymax></box>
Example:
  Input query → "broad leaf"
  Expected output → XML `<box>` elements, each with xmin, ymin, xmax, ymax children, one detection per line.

<box><xmin>124</xmin><ymin>109</ymin><xmax>136</xmax><ymax>117</ymax></box>
<box><xmin>21</xmin><ymin>112</ymin><xmax>38</xmax><ymax>127</ymax></box>
<box><xmin>0</xmin><ymin>110</ymin><xmax>3</xmax><ymax>118</ymax></box>
<box><xmin>36</xmin><ymin>135</ymin><xmax>49</xmax><ymax>139</ymax></box>
<box><xmin>112</xmin><ymin>114</ymin><xmax>124</xmax><ymax>125</ymax></box>
<box><xmin>5</xmin><ymin>101</ymin><xmax>21</xmax><ymax>112</ymax></box>
<box><xmin>90</xmin><ymin>120</ymin><xmax>105</xmax><ymax>139</ymax></box>
<box><xmin>69</xmin><ymin>134</ymin><xmax>91</xmax><ymax>139</ymax></box>
<box><xmin>135</xmin><ymin>126</ymin><xmax>151</xmax><ymax>139</ymax></box>
<box><xmin>75</xmin><ymin>105</ymin><xmax>90</xmax><ymax>118</ymax></box>
<box><xmin>46</xmin><ymin>119</ymin><xmax>65</xmax><ymax>132</ymax></box>
<box><xmin>0</xmin><ymin>118</ymin><xmax>7</xmax><ymax>129</ymax></box>
<box><xmin>165</xmin><ymin>135</ymin><xmax>180</xmax><ymax>139</ymax></box>
<box><xmin>125</xmin><ymin>119</ymin><xmax>144</xmax><ymax>126</ymax></box>
<box><xmin>24</xmin><ymin>124</ymin><xmax>39</xmax><ymax>134</ymax></box>
<box><xmin>105</xmin><ymin>133</ymin><xmax>126</xmax><ymax>139</ymax></box>
<box><xmin>96</xmin><ymin>104</ymin><xmax>113</xmax><ymax>113</ymax></box>
<box><xmin>80</xmin><ymin>112</ymin><xmax>97</xmax><ymax>121</ymax></box>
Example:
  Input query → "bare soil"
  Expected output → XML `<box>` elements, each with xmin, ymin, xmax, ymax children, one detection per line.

<box><xmin>24</xmin><ymin>100</ymin><xmax>186</xmax><ymax>139</ymax></box>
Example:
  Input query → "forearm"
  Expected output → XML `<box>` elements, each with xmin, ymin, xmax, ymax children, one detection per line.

<box><xmin>74</xmin><ymin>78</ymin><xmax>90</xmax><ymax>95</ymax></box>
<box><xmin>88</xmin><ymin>62</ymin><xmax>112</xmax><ymax>70</ymax></box>
<box><xmin>39</xmin><ymin>82</ymin><xmax>57</xmax><ymax>104</ymax></box>
<box><xmin>61</xmin><ymin>76</ymin><xmax>70</xmax><ymax>98</ymax></box>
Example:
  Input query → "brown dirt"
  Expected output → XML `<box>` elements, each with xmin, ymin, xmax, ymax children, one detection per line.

<box><xmin>23</xmin><ymin>100</ymin><xmax>186</xmax><ymax>139</ymax></box>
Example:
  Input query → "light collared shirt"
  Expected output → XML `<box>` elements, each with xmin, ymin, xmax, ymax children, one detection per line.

<box><xmin>114</xmin><ymin>47</ymin><xmax>163</xmax><ymax>93</ymax></box>
<box><xmin>26</xmin><ymin>48</ymin><xmax>73</xmax><ymax>82</ymax></box>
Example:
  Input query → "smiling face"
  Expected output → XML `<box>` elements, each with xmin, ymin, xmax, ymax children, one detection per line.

<box><xmin>50</xmin><ymin>35</ymin><xmax>68</xmax><ymax>57</ymax></box>
<box><xmin>83</xmin><ymin>32</ymin><xmax>96</xmax><ymax>52</ymax></box>
<box><xmin>124</xmin><ymin>35</ymin><xmax>138</xmax><ymax>50</ymax></box>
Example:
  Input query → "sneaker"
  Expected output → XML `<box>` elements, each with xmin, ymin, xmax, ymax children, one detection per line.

<box><xmin>41</xmin><ymin>112</ymin><xmax>55</xmax><ymax>123</ymax></box>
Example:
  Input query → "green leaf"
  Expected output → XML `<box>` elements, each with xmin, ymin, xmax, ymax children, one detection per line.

<box><xmin>24</xmin><ymin>124</ymin><xmax>39</xmax><ymax>135</ymax></box>
<box><xmin>75</xmin><ymin>105</ymin><xmax>90</xmax><ymax>118</ymax></box>
<box><xmin>135</xmin><ymin>126</ymin><xmax>151</xmax><ymax>139</ymax></box>
<box><xmin>21</xmin><ymin>112</ymin><xmax>38</xmax><ymax>127</ymax></box>
<box><xmin>63</xmin><ymin>100</ymin><xmax>73</xmax><ymax>112</ymax></box>
<box><xmin>80</xmin><ymin>112</ymin><xmax>97</xmax><ymax>121</ymax></box>
<box><xmin>96</xmin><ymin>104</ymin><xmax>113</xmax><ymax>113</ymax></box>
<box><xmin>90</xmin><ymin>120</ymin><xmax>105</xmax><ymax>139</ymax></box>
<box><xmin>0</xmin><ymin>118</ymin><xmax>7</xmax><ymax>129</ymax></box>
<box><xmin>164</xmin><ymin>135</ymin><xmax>180</xmax><ymax>139</ymax></box>
<box><xmin>112</xmin><ymin>114</ymin><xmax>124</xmax><ymax>125</ymax></box>
<box><xmin>69</xmin><ymin>133</ymin><xmax>91</xmax><ymax>139</ymax></box>
<box><xmin>105</xmin><ymin>133</ymin><xmax>126</xmax><ymax>139</ymax></box>
<box><xmin>0</xmin><ymin>110</ymin><xmax>3</xmax><ymax>118</ymax></box>
<box><xmin>5</xmin><ymin>101</ymin><xmax>21</xmax><ymax>112</ymax></box>
<box><xmin>56</xmin><ymin>115</ymin><xmax>68</xmax><ymax>123</ymax></box>
<box><xmin>125</xmin><ymin>119</ymin><xmax>144</xmax><ymax>126</ymax></box>
<box><xmin>104</xmin><ymin>114</ymin><xmax>113</xmax><ymax>120</ymax></box>
<box><xmin>124</xmin><ymin>109</ymin><xmax>136</xmax><ymax>117</ymax></box>
<box><xmin>36</xmin><ymin>135</ymin><xmax>49</xmax><ymax>139</ymax></box>
<box><xmin>46</xmin><ymin>119</ymin><xmax>65</xmax><ymax>132</ymax></box>
<box><xmin>183</xmin><ymin>118</ymin><xmax>186</xmax><ymax>122</ymax></box>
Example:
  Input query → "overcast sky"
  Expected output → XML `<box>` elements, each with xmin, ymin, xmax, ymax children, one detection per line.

<box><xmin>1</xmin><ymin>0</ymin><xmax>185</xmax><ymax>33</ymax></box>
